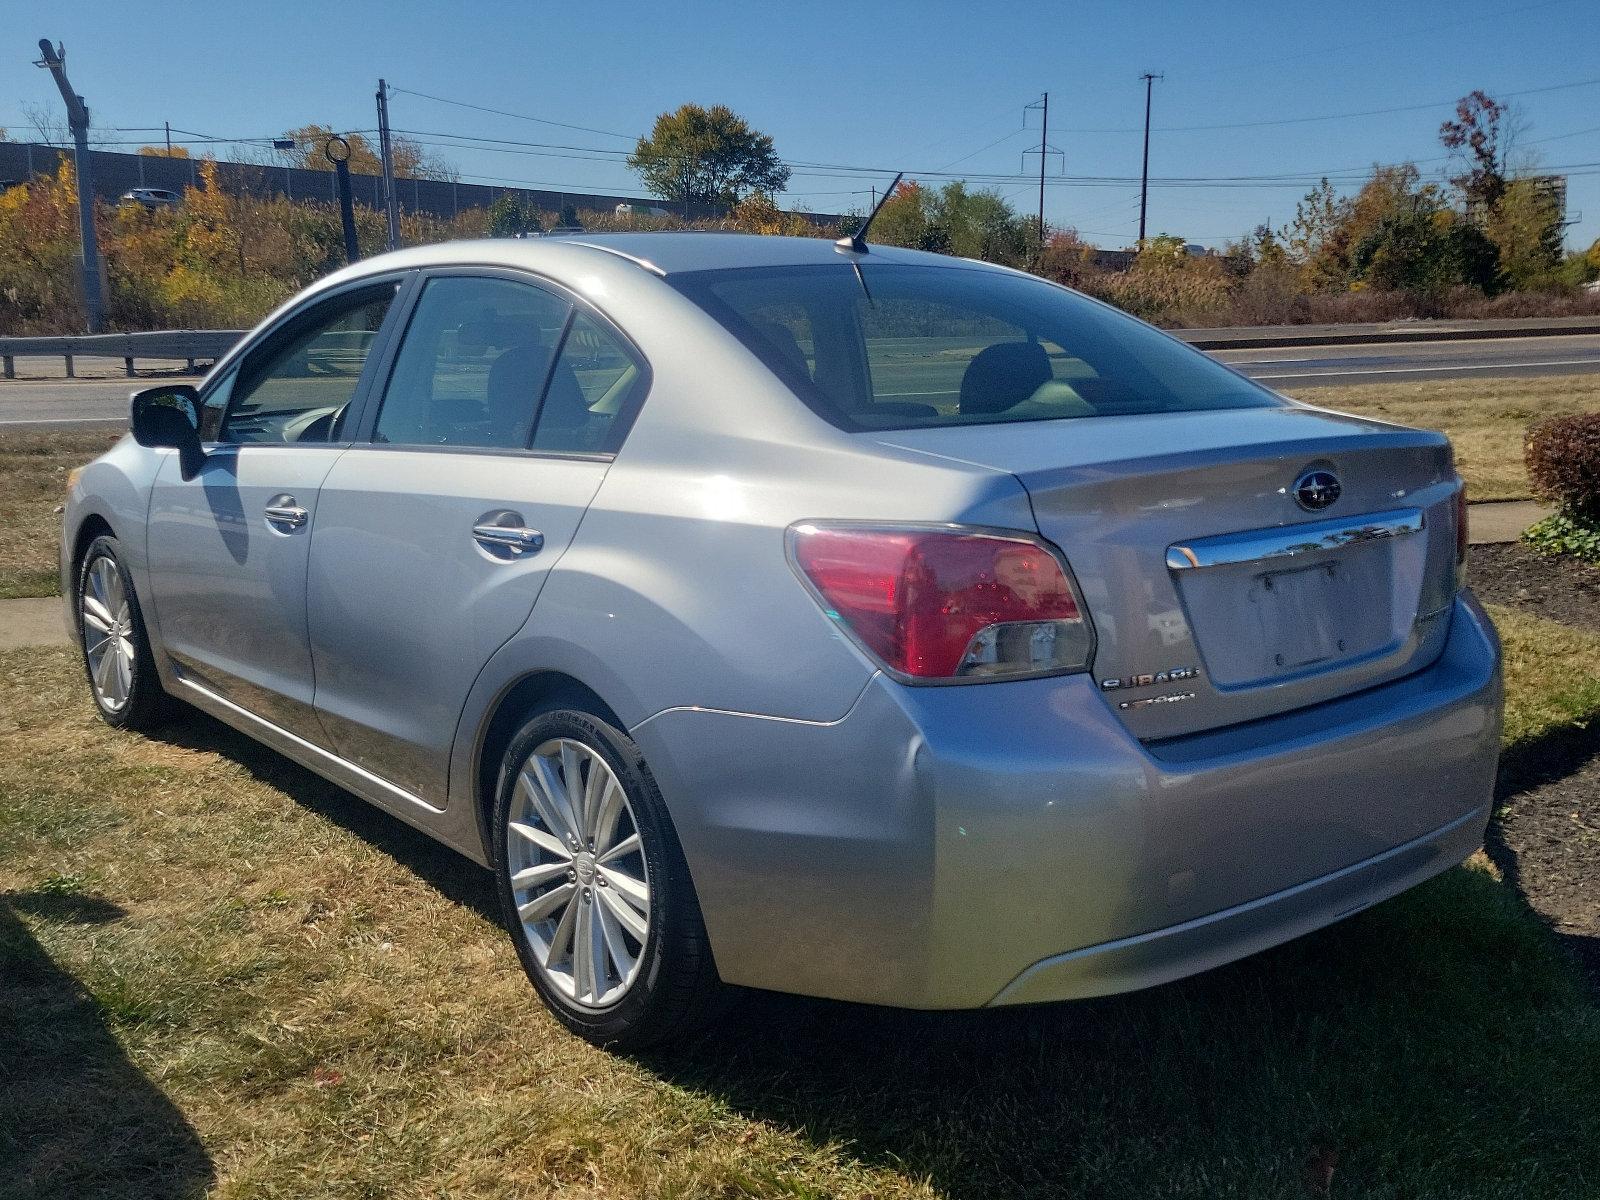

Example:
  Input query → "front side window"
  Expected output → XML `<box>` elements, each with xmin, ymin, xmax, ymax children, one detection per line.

<box><xmin>222</xmin><ymin>286</ymin><xmax>397</xmax><ymax>444</ymax></box>
<box><xmin>374</xmin><ymin>275</ymin><xmax>572</xmax><ymax>450</ymax></box>
<box><xmin>673</xmin><ymin>264</ymin><xmax>1282</xmax><ymax>430</ymax></box>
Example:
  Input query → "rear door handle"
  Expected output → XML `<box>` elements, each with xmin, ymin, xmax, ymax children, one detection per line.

<box><xmin>264</xmin><ymin>501</ymin><xmax>309</xmax><ymax>529</ymax></box>
<box><xmin>472</xmin><ymin>523</ymin><xmax>544</xmax><ymax>557</ymax></box>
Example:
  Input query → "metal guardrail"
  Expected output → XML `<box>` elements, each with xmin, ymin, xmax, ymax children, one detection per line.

<box><xmin>4</xmin><ymin>315</ymin><xmax>1600</xmax><ymax>379</ymax></box>
<box><xmin>0</xmin><ymin>330</ymin><xmax>245</xmax><ymax>378</ymax></box>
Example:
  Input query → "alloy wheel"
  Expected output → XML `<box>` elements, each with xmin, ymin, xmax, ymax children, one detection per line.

<box><xmin>505</xmin><ymin>738</ymin><xmax>652</xmax><ymax>1009</ymax></box>
<box><xmin>82</xmin><ymin>556</ymin><xmax>135</xmax><ymax>712</ymax></box>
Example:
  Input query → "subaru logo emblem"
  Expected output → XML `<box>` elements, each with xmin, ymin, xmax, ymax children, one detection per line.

<box><xmin>1293</xmin><ymin>468</ymin><xmax>1341</xmax><ymax>512</ymax></box>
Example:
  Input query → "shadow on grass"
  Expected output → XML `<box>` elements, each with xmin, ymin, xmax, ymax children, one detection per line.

<box><xmin>150</xmin><ymin>708</ymin><xmax>499</xmax><ymax>924</ymax></box>
<box><xmin>145</xmin><ymin>700</ymin><xmax>1600</xmax><ymax>1198</ymax></box>
<box><xmin>0</xmin><ymin>890</ymin><xmax>215</xmax><ymax>1200</ymax></box>
<box><xmin>1489</xmin><ymin>716</ymin><xmax>1600</xmax><ymax>987</ymax></box>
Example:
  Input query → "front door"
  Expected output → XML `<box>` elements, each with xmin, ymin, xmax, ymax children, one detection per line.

<box><xmin>307</xmin><ymin>271</ymin><xmax>647</xmax><ymax>806</ymax></box>
<box><xmin>145</xmin><ymin>282</ymin><xmax>403</xmax><ymax>742</ymax></box>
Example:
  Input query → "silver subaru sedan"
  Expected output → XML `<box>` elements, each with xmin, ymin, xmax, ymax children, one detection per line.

<box><xmin>61</xmin><ymin>234</ymin><xmax>1502</xmax><ymax>1048</ymax></box>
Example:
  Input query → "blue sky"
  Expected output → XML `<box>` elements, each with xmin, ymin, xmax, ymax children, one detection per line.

<box><xmin>6</xmin><ymin>0</ymin><xmax>1599</xmax><ymax>250</ymax></box>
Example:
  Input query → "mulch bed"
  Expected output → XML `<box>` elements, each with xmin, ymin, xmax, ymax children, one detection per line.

<box><xmin>1469</xmin><ymin>541</ymin><xmax>1600</xmax><ymax>634</ymax></box>
<box><xmin>1472</xmin><ymin>540</ymin><xmax>1600</xmax><ymax>985</ymax></box>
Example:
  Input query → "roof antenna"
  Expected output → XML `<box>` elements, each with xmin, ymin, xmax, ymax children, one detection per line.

<box><xmin>836</xmin><ymin>172</ymin><xmax>903</xmax><ymax>255</ymax></box>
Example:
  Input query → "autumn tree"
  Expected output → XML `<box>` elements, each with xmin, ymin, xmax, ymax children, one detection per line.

<box><xmin>629</xmin><ymin>104</ymin><xmax>789</xmax><ymax>206</ymax></box>
<box><xmin>1440</xmin><ymin>91</ymin><xmax>1511</xmax><ymax>215</ymax></box>
<box><xmin>1484</xmin><ymin>177</ymin><xmax>1563</xmax><ymax>289</ymax></box>
<box><xmin>278</xmin><ymin>125</ymin><xmax>452</xmax><ymax>179</ymax></box>
<box><xmin>1283</xmin><ymin>177</ymin><xmax>1350</xmax><ymax>288</ymax></box>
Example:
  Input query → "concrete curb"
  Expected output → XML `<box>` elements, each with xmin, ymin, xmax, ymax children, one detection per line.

<box><xmin>1180</xmin><ymin>316</ymin><xmax>1600</xmax><ymax>351</ymax></box>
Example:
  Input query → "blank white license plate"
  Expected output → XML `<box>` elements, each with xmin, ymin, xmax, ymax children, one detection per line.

<box><xmin>1250</xmin><ymin>561</ymin><xmax>1345</xmax><ymax>670</ymax></box>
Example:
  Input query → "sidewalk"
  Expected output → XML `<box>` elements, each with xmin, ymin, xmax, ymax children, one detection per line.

<box><xmin>0</xmin><ymin>596</ymin><xmax>67</xmax><ymax>650</ymax></box>
<box><xmin>1467</xmin><ymin>500</ymin><xmax>1548</xmax><ymax>544</ymax></box>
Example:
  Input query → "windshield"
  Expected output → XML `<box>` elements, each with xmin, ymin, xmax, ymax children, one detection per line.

<box><xmin>671</xmin><ymin>263</ymin><xmax>1282</xmax><ymax>431</ymax></box>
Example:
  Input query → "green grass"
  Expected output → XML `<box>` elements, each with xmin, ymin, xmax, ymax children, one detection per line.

<box><xmin>3</xmin><ymin>605</ymin><xmax>1600</xmax><ymax>1197</ymax></box>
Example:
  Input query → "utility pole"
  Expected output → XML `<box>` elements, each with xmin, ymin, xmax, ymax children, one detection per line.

<box><xmin>164</xmin><ymin>120</ymin><xmax>171</xmax><ymax>154</ymax></box>
<box><xmin>35</xmin><ymin>39</ymin><xmax>105</xmax><ymax>333</ymax></box>
<box><xmin>1022</xmin><ymin>94</ymin><xmax>1062</xmax><ymax>253</ymax></box>
<box><xmin>375</xmin><ymin>79</ymin><xmax>400</xmax><ymax>251</ymax></box>
<box><xmin>1037</xmin><ymin>92</ymin><xmax>1048</xmax><ymax>245</ymax></box>
<box><xmin>1138</xmin><ymin>72</ymin><xmax>1162</xmax><ymax>248</ymax></box>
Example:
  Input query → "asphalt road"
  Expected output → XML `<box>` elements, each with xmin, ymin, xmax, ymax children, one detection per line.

<box><xmin>1209</xmin><ymin>332</ymin><xmax>1600</xmax><ymax>388</ymax></box>
<box><xmin>4</xmin><ymin>332</ymin><xmax>1600</xmax><ymax>429</ymax></box>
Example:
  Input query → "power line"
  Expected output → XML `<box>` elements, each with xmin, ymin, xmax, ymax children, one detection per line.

<box><xmin>387</xmin><ymin>84</ymin><xmax>636</xmax><ymax>141</ymax></box>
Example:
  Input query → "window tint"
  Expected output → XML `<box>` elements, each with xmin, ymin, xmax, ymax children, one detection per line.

<box><xmin>531</xmin><ymin>312</ymin><xmax>641</xmax><ymax>453</ymax></box>
<box><xmin>674</xmin><ymin>264</ymin><xmax>1281</xmax><ymax>430</ymax></box>
<box><xmin>374</xmin><ymin>276</ymin><xmax>572</xmax><ymax>449</ymax></box>
<box><xmin>222</xmin><ymin>287</ymin><xmax>396</xmax><ymax>444</ymax></box>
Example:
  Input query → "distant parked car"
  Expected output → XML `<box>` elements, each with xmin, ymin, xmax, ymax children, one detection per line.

<box><xmin>120</xmin><ymin>188</ymin><xmax>180</xmax><ymax>210</ymax></box>
<box><xmin>615</xmin><ymin>202</ymin><xmax>670</xmax><ymax>218</ymax></box>
<box><xmin>62</xmin><ymin>233</ymin><xmax>1501</xmax><ymax>1050</ymax></box>
<box><xmin>1583</xmin><ymin>279</ymin><xmax>1600</xmax><ymax>295</ymax></box>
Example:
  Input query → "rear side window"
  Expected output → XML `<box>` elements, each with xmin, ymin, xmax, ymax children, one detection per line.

<box><xmin>531</xmin><ymin>313</ymin><xmax>642</xmax><ymax>454</ymax></box>
<box><xmin>374</xmin><ymin>276</ymin><xmax>572</xmax><ymax>449</ymax></box>
<box><xmin>673</xmin><ymin>264</ymin><xmax>1282</xmax><ymax>430</ymax></box>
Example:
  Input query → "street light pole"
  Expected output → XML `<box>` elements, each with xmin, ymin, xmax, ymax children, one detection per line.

<box><xmin>36</xmin><ymin>39</ymin><xmax>105</xmax><ymax>332</ymax></box>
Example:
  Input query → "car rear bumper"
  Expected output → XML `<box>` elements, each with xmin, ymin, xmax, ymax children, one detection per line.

<box><xmin>632</xmin><ymin>593</ymin><xmax>1501</xmax><ymax>1009</ymax></box>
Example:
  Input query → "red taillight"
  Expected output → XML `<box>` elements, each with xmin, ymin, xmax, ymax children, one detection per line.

<box><xmin>790</xmin><ymin>524</ymin><xmax>1093</xmax><ymax>681</ymax></box>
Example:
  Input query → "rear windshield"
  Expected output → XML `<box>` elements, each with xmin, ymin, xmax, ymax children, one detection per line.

<box><xmin>671</xmin><ymin>263</ymin><xmax>1281</xmax><ymax>430</ymax></box>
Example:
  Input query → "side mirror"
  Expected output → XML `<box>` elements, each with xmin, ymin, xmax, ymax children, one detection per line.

<box><xmin>130</xmin><ymin>385</ymin><xmax>206</xmax><ymax>480</ymax></box>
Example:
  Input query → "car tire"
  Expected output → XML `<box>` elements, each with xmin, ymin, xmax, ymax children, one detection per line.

<box><xmin>76</xmin><ymin>534</ymin><xmax>170</xmax><ymax>732</ymax></box>
<box><xmin>491</xmin><ymin>703</ymin><xmax>726</xmax><ymax>1050</ymax></box>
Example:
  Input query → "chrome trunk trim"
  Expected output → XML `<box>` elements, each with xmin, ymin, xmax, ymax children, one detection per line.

<box><xmin>1166</xmin><ymin>508</ymin><xmax>1424</xmax><ymax>572</ymax></box>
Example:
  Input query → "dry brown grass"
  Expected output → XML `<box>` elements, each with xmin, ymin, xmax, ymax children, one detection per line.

<box><xmin>0</xmin><ymin>429</ymin><xmax>120</xmax><ymax>599</ymax></box>
<box><xmin>5</xmin><ymin>608</ymin><xmax>1600</xmax><ymax>1197</ymax></box>
<box><xmin>1290</xmin><ymin>375</ymin><xmax>1600</xmax><ymax>502</ymax></box>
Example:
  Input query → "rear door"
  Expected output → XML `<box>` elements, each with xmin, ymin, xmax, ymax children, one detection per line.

<box><xmin>145</xmin><ymin>279</ymin><xmax>405</xmax><ymax>742</ymax></box>
<box><xmin>306</xmin><ymin>269</ymin><xmax>648</xmax><ymax>806</ymax></box>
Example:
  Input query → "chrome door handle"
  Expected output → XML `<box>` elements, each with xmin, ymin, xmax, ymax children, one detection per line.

<box><xmin>264</xmin><ymin>503</ymin><xmax>309</xmax><ymax>529</ymax></box>
<box><xmin>472</xmin><ymin>523</ymin><xmax>544</xmax><ymax>556</ymax></box>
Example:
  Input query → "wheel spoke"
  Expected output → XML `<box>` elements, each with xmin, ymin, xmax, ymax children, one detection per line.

<box><xmin>509</xmin><ymin>860</ymin><xmax>571</xmax><ymax>891</ymax></box>
<box><xmin>517</xmin><ymin>881</ymin><xmax>575</xmax><ymax>924</ymax></box>
<box><xmin>596</xmin><ymin>831</ymin><xmax>640</xmax><ymax>865</ymax></box>
<box><xmin>522</xmin><ymin>758</ymin><xmax>581</xmax><ymax>845</ymax></box>
<box><xmin>598</xmin><ymin>864</ymin><xmax>648</xmax><ymax>915</ymax></box>
<box><xmin>543</xmin><ymin>888</ymin><xmax>579</xmax><ymax>964</ymax></box>
<box><xmin>598</xmin><ymin>882</ymin><xmax>648</xmax><ymax>943</ymax></box>
<box><xmin>591</xmin><ymin>780</ymin><xmax>626</xmax><ymax>853</ymax></box>
<box><xmin>596</xmin><ymin>898</ymin><xmax>637</xmax><ymax>971</ymax></box>
<box><xmin>112</xmin><ymin>646</ymin><xmax>132</xmax><ymax>703</ymax></box>
<box><xmin>572</xmin><ymin>894</ymin><xmax>597</xmax><ymax>1001</ymax></box>
<box><xmin>558</xmin><ymin>743</ymin><xmax>587</xmax><ymax>837</ymax></box>
<box><xmin>508</xmin><ymin>819</ymin><xmax>568</xmax><ymax>859</ymax></box>
<box><xmin>580</xmin><ymin>754</ymin><xmax>608</xmax><ymax>839</ymax></box>
<box><xmin>93</xmin><ymin>644</ymin><xmax>117</xmax><ymax>696</ymax></box>
<box><xmin>81</xmin><ymin>596</ymin><xmax>114</xmax><ymax>633</ymax></box>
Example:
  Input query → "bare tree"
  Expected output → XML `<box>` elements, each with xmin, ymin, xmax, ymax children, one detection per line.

<box><xmin>21</xmin><ymin>100</ymin><xmax>70</xmax><ymax>146</ymax></box>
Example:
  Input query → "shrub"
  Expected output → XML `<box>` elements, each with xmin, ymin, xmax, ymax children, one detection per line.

<box><xmin>1523</xmin><ymin>511</ymin><xmax>1600</xmax><ymax>564</ymax></box>
<box><xmin>1525</xmin><ymin>413</ymin><xmax>1600</xmax><ymax>521</ymax></box>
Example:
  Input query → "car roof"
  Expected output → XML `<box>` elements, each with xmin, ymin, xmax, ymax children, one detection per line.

<box><xmin>337</xmin><ymin>232</ymin><xmax>983</xmax><ymax>282</ymax></box>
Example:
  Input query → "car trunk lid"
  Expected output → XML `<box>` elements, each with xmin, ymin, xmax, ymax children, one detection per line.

<box><xmin>872</xmin><ymin>405</ymin><xmax>1462</xmax><ymax>739</ymax></box>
